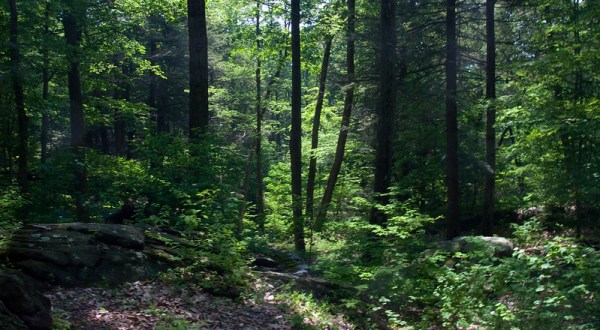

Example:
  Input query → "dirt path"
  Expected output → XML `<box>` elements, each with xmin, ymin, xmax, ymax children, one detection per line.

<box><xmin>46</xmin><ymin>280</ymin><xmax>292</xmax><ymax>329</ymax></box>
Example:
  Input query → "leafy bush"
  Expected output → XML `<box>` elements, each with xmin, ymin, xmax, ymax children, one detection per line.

<box><xmin>316</xmin><ymin>213</ymin><xmax>600</xmax><ymax>329</ymax></box>
<box><xmin>156</xmin><ymin>189</ymin><xmax>250</xmax><ymax>298</ymax></box>
<box><xmin>0</xmin><ymin>186</ymin><xmax>26</xmax><ymax>229</ymax></box>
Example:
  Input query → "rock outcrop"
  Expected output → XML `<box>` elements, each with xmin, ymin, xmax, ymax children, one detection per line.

<box><xmin>0</xmin><ymin>269</ymin><xmax>52</xmax><ymax>330</ymax></box>
<box><xmin>0</xmin><ymin>223</ymin><xmax>187</xmax><ymax>287</ymax></box>
<box><xmin>428</xmin><ymin>236</ymin><xmax>515</xmax><ymax>258</ymax></box>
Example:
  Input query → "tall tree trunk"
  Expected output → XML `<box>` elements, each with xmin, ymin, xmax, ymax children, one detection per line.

<box><xmin>572</xmin><ymin>0</ymin><xmax>582</xmax><ymax>237</ymax></box>
<box><xmin>187</xmin><ymin>0</ymin><xmax>209</xmax><ymax>140</ymax></box>
<box><xmin>157</xmin><ymin>76</ymin><xmax>170</xmax><ymax>133</ymax></box>
<box><xmin>290</xmin><ymin>0</ymin><xmax>305</xmax><ymax>251</ymax></box>
<box><xmin>255</xmin><ymin>2</ymin><xmax>266</xmax><ymax>231</ymax></box>
<box><xmin>113</xmin><ymin>86</ymin><xmax>126</xmax><ymax>156</ymax></box>
<box><xmin>62</xmin><ymin>10</ymin><xmax>87</xmax><ymax>220</ymax></box>
<box><xmin>306</xmin><ymin>36</ymin><xmax>332</xmax><ymax>226</ymax></box>
<box><xmin>369</xmin><ymin>0</ymin><xmax>396</xmax><ymax>226</ymax></box>
<box><xmin>482</xmin><ymin>0</ymin><xmax>496</xmax><ymax>235</ymax></box>
<box><xmin>315</xmin><ymin>0</ymin><xmax>356</xmax><ymax>230</ymax></box>
<box><xmin>445</xmin><ymin>0</ymin><xmax>460</xmax><ymax>239</ymax></box>
<box><xmin>238</xmin><ymin>147</ymin><xmax>254</xmax><ymax>237</ymax></box>
<box><xmin>41</xmin><ymin>2</ymin><xmax>51</xmax><ymax>163</ymax></box>
<box><xmin>8</xmin><ymin>0</ymin><xmax>29</xmax><ymax>193</ymax></box>
<box><xmin>147</xmin><ymin>36</ymin><xmax>158</xmax><ymax>129</ymax></box>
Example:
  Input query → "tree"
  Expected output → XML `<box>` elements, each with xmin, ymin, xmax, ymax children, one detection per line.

<box><xmin>290</xmin><ymin>0</ymin><xmax>305</xmax><ymax>251</ymax></box>
<box><xmin>482</xmin><ymin>0</ymin><xmax>496</xmax><ymax>235</ymax></box>
<box><xmin>315</xmin><ymin>0</ymin><xmax>354</xmax><ymax>230</ymax></box>
<box><xmin>369</xmin><ymin>0</ymin><xmax>396</xmax><ymax>226</ymax></box>
<box><xmin>40</xmin><ymin>1</ymin><xmax>52</xmax><ymax>163</ymax></box>
<box><xmin>62</xmin><ymin>0</ymin><xmax>88</xmax><ymax>220</ymax></box>
<box><xmin>255</xmin><ymin>1</ymin><xmax>265</xmax><ymax>231</ymax></box>
<box><xmin>306</xmin><ymin>36</ymin><xmax>332</xmax><ymax>226</ymax></box>
<box><xmin>188</xmin><ymin>0</ymin><xmax>209</xmax><ymax>139</ymax></box>
<box><xmin>445</xmin><ymin>0</ymin><xmax>460</xmax><ymax>239</ymax></box>
<box><xmin>7</xmin><ymin>0</ymin><xmax>28</xmax><ymax>193</ymax></box>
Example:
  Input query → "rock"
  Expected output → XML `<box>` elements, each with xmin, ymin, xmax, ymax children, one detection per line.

<box><xmin>0</xmin><ymin>223</ymin><xmax>187</xmax><ymax>287</ymax></box>
<box><xmin>429</xmin><ymin>236</ymin><xmax>515</xmax><ymax>258</ymax></box>
<box><xmin>0</xmin><ymin>301</ymin><xmax>27</xmax><ymax>330</ymax></box>
<box><xmin>252</xmin><ymin>256</ymin><xmax>280</xmax><ymax>269</ymax></box>
<box><xmin>453</xmin><ymin>236</ymin><xmax>514</xmax><ymax>257</ymax></box>
<box><xmin>0</xmin><ymin>269</ymin><xmax>52</xmax><ymax>330</ymax></box>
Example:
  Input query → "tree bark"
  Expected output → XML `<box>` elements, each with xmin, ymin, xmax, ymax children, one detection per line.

<box><xmin>188</xmin><ymin>0</ymin><xmax>209</xmax><ymax>140</ymax></box>
<box><xmin>306</xmin><ymin>36</ymin><xmax>332</xmax><ymax>226</ymax></box>
<box><xmin>369</xmin><ymin>0</ymin><xmax>396</xmax><ymax>226</ymax></box>
<box><xmin>8</xmin><ymin>0</ymin><xmax>29</xmax><ymax>193</ymax></box>
<box><xmin>445</xmin><ymin>0</ymin><xmax>460</xmax><ymax>239</ymax></box>
<box><xmin>41</xmin><ymin>2</ymin><xmax>51</xmax><ymax>164</ymax></box>
<box><xmin>62</xmin><ymin>9</ymin><xmax>88</xmax><ymax>220</ymax></box>
<box><xmin>255</xmin><ymin>2</ymin><xmax>266</xmax><ymax>231</ymax></box>
<box><xmin>482</xmin><ymin>0</ymin><xmax>496</xmax><ymax>235</ymax></box>
<box><xmin>290</xmin><ymin>0</ymin><xmax>305</xmax><ymax>251</ymax></box>
<box><xmin>315</xmin><ymin>0</ymin><xmax>356</xmax><ymax>230</ymax></box>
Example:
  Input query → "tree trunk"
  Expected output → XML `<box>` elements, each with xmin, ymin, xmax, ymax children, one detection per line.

<box><xmin>315</xmin><ymin>0</ymin><xmax>355</xmax><ymax>230</ymax></box>
<box><xmin>113</xmin><ymin>86</ymin><xmax>126</xmax><ymax>156</ymax></box>
<box><xmin>62</xmin><ymin>10</ymin><xmax>87</xmax><ymax>220</ymax></box>
<box><xmin>290</xmin><ymin>0</ymin><xmax>305</xmax><ymax>251</ymax></box>
<box><xmin>238</xmin><ymin>149</ymin><xmax>253</xmax><ymax>237</ymax></box>
<box><xmin>188</xmin><ymin>0</ymin><xmax>209</xmax><ymax>140</ymax></box>
<box><xmin>445</xmin><ymin>0</ymin><xmax>460</xmax><ymax>239</ymax></box>
<box><xmin>482</xmin><ymin>0</ymin><xmax>496</xmax><ymax>235</ymax></box>
<box><xmin>8</xmin><ymin>0</ymin><xmax>29</xmax><ymax>193</ymax></box>
<box><xmin>41</xmin><ymin>2</ymin><xmax>51</xmax><ymax>164</ymax></box>
<box><xmin>369</xmin><ymin>0</ymin><xmax>396</xmax><ymax>226</ymax></box>
<box><xmin>255</xmin><ymin>2</ymin><xmax>266</xmax><ymax>231</ymax></box>
<box><xmin>306</xmin><ymin>36</ymin><xmax>332</xmax><ymax>226</ymax></box>
<box><xmin>157</xmin><ymin>76</ymin><xmax>170</xmax><ymax>133</ymax></box>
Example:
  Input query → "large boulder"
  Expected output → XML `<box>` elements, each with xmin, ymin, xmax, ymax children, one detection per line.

<box><xmin>0</xmin><ymin>269</ymin><xmax>52</xmax><ymax>330</ymax></box>
<box><xmin>0</xmin><ymin>223</ymin><xmax>187</xmax><ymax>287</ymax></box>
<box><xmin>431</xmin><ymin>236</ymin><xmax>515</xmax><ymax>258</ymax></box>
<box><xmin>0</xmin><ymin>301</ymin><xmax>27</xmax><ymax>330</ymax></box>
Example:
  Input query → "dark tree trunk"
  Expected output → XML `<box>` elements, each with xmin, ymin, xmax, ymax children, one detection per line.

<box><xmin>8</xmin><ymin>0</ymin><xmax>29</xmax><ymax>193</ymax></box>
<box><xmin>147</xmin><ymin>21</ymin><xmax>170</xmax><ymax>134</ymax></box>
<box><xmin>315</xmin><ymin>0</ymin><xmax>356</xmax><ymax>230</ymax></box>
<box><xmin>62</xmin><ymin>10</ymin><xmax>87</xmax><ymax>220</ymax></box>
<box><xmin>187</xmin><ymin>0</ymin><xmax>209</xmax><ymax>140</ymax></box>
<box><xmin>445</xmin><ymin>0</ymin><xmax>460</xmax><ymax>239</ymax></box>
<box><xmin>255</xmin><ymin>2</ymin><xmax>265</xmax><ymax>231</ymax></box>
<box><xmin>238</xmin><ymin>149</ymin><xmax>253</xmax><ymax>237</ymax></box>
<box><xmin>41</xmin><ymin>2</ymin><xmax>51</xmax><ymax>164</ymax></box>
<box><xmin>99</xmin><ymin>126</ymin><xmax>109</xmax><ymax>154</ymax></box>
<box><xmin>369</xmin><ymin>0</ymin><xmax>396</xmax><ymax>226</ymax></box>
<box><xmin>157</xmin><ymin>76</ymin><xmax>170</xmax><ymax>133</ymax></box>
<box><xmin>290</xmin><ymin>0</ymin><xmax>305</xmax><ymax>251</ymax></box>
<box><xmin>306</xmin><ymin>36</ymin><xmax>332</xmax><ymax>226</ymax></box>
<box><xmin>114</xmin><ymin>63</ymin><xmax>130</xmax><ymax>156</ymax></box>
<box><xmin>114</xmin><ymin>107</ymin><xmax>126</xmax><ymax>155</ymax></box>
<box><xmin>482</xmin><ymin>0</ymin><xmax>496</xmax><ymax>235</ymax></box>
<box><xmin>147</xmin><ymin>36</ymin><xmax>158</xmax><ymax>128</ymax></box>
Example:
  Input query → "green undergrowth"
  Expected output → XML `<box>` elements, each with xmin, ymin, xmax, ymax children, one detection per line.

<box><xmin>309</xmin><ymin>215</ymin><xmax>600</xmax><ymax>329</ymax></box>
<box><xmin>272</xmin><ymin>285</ymin><xmax>353</xmax><ymax>330</ymax></box>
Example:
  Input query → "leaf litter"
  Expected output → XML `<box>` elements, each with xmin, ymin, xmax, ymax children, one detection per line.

<box><xmin>46</xmin><ymin>279</ymin><xmax>293</xmax><ymax>329</ymax></box>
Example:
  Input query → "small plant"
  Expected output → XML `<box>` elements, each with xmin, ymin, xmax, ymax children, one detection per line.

<box><xmin>0</xmin><ymin>186</ymin><xmax>26</xmax><ymax>229</ymax></box>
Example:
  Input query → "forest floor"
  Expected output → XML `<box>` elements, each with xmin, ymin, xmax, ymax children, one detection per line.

<box><xmin>46</xmin><ymin>273</ymin><xmax>354</xmax><ymax>329</ymax></box>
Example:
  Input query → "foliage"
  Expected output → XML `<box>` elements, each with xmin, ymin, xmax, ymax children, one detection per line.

<box><xmin>0</xmin><ymin>186</ymin><xmax>26</xmax><ymax>229</ymax></box>
<box><xmin>156</xmin><ymin>190</ymin><xmax>250</xmax><ymax>298</ymax></box>
<box><xmin>1</xmin><ymin>0</ymin><xmax>600</xmax><ymax>327</ymax></box>
<box><xmin>317</xmin><ymin>217</ymin><xmax>600</xmax><ymax>329</ymax></box>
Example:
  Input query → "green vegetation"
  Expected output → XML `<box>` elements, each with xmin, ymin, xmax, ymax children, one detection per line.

<box><xmin>1</xmin><ymin>0</ymin><xmax>599</xmax><ymax>328</ymax></box>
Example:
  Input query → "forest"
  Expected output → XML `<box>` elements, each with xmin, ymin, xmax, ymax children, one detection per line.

<box><xmin>1</xmin><ymin>0</ymin><xmax>599</xmax><ymax>328</ymax></box>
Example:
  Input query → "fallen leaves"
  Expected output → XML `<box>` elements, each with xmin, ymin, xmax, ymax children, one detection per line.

<box><xmin>46</xmin><ymin>279</ymin><xmax>292</xmax><ymax>329</ymax></box>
